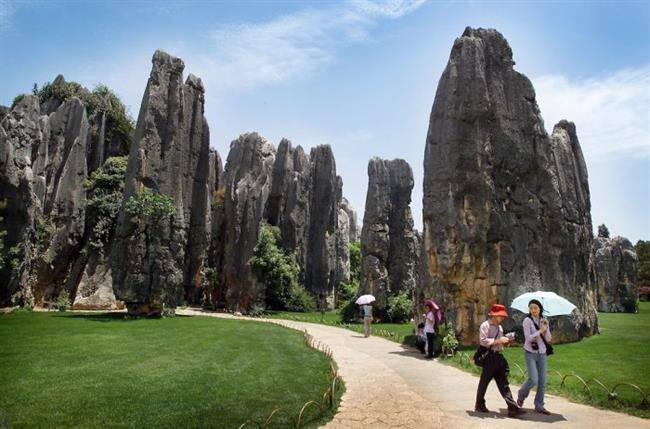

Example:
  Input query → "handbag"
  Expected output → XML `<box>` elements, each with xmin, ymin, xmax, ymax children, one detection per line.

<box><xmin>529</xmin><ymin>317</ymin><xmax>554</xmax><ymax>356</ymax></box>
<box><xmin>473</xmin><ymin>329</ymin><xmax>500</xmax><ymax>367</ymax></box>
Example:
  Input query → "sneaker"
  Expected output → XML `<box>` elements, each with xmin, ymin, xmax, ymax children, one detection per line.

<box><xmin>516</xmin><ymin>398</ymin><xmax>523</xmax><ymax>407</ymax></box>
<box><xmin>508</xmin><ymin>408</ymin><xmax>525</xmax><ymax>418</ymax></box>
<box><xmin>536</xmin><ymin>408</ymin><xmax>551</xmax><ymax>415</ymax></box>
<box><xmin>474</xmin><ymin>405</ymin><xmax>490</xmax><ymax>413</ymax></box>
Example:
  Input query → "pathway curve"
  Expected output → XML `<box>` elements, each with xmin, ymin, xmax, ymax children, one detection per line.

<box><xmin>176</xmin><ymin>308</ymin><xmax>649</xmax><ymax>429</ymax></box>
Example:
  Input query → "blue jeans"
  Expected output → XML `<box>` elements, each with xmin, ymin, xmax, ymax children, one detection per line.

<box><xmin>518</xmin><ymin>351</ymin><xmax>547</xmax><ymax>410</ymax></box>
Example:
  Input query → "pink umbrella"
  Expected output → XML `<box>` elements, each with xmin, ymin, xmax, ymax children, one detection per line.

<box><xmin>424</xmin><ymin>299</ymin><xmax>439</xmax><ymax>310</ymax></box>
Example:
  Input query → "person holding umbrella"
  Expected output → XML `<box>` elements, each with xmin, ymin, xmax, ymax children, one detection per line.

<box><xmin>516</xmin><ymin>299</ymin><xmax>552</xmax><ymax>415</ymax></box>
<box><xmin>510</xmin><ymin>291</ymin><xmax>576</xmax><ymax>415</ymax></box>
<box><xmin>475</xmin><ymin>304</ymin><xmax>524</xmax><ymax>418</ymax></box>
<box><xmin>355</xmin><ymin>294</ymin><xmax>375</xmax><ymax>337</ymax></box>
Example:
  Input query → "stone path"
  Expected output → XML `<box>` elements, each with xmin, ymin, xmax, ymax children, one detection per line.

<box><xmin>176</xmin><ymin>309</ymin><xmax>649</xmax><ymax>429</ymax></box>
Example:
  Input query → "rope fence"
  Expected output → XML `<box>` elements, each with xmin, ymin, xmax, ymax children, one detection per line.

<box><xmin>449</xmin><ymin>351</ymin><xmax>649</xmax><ymax>409</ymax></box>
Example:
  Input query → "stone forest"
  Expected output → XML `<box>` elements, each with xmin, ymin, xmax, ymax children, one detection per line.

<box><xmin>0</xmin><ymin>28</ymin><xmax>641</xmax><ymax>346</ymax></box>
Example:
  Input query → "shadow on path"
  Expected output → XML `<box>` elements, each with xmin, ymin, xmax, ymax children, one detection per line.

<box><xmin>466</xmin><ymin>409</ymin><xmax>567</xmax><ymax>423</ymax></box>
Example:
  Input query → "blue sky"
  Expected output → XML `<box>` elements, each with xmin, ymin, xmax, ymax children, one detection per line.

<box><xmin>1</xmin><ymin>0</ymin><xmax>649</xmax><ymax>242</ymax></box>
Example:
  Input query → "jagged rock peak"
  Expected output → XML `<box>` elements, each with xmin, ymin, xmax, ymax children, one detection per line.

<box><xmin>361</xmin><ymin>157</ymin><xmax>417</xmax><ymax>313</ymax></box>
<box><xmin>420</xmin><ymin>27</ymin><xmax>596</xmax><ymax>344</ymax></box>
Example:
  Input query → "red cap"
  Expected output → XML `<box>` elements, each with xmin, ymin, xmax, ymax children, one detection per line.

<box><xmin>488</xmin><ymin>304</ymin><xmax>509</xmax><ymax>318</ymax></box>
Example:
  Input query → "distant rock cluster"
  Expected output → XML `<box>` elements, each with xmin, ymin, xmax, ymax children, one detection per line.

<box><xmin>1</xmin><ymin>27</ymin><xmax>640</xmax><ymax>343</ymax></box>
<box><xmin>0</xmin><ymin>51</ymin><xmax>358</xmax><ymax>314</ymax></box>
<box><xmin>591</xmin><ymin>236</ymin><xmax>638</xmax><ymax>313</ymax></box>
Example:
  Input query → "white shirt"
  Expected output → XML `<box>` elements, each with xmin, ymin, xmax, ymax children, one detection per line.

<box><xmin>424</xmin><ymin>311</ymin><xmax>436</xmax><ymax>333</ymax></box>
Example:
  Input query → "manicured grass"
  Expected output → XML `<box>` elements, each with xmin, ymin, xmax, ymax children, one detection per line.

<box><xmin>0</xmin><ymin>311</ymin><xmax>341</xmax><ymax>429</ymax></box>
<box><xmin>268</xmin><ymin>303</ymin><xmax>650</xmax><ymax>418</ymax></box>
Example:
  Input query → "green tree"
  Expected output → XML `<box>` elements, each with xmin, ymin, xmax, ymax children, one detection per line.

<box><xmin>34</xmin><ymin>80</ymin><xmax>134</xmax><ymax>154</ymax></box>
<box><xmin>598</xmin><ymin>224</ymin><xmax>610</xmax><ymax>238</ymax></box>
<box><xmin>387</xmin><ymin>291</ymin><xmax>414</xmax><ymax>323</ymax></box>
<box><xmin>249</xmin><ymin>224</ymin><xmax>314</xmax><ymax>312</ymax></box>
<box><xmin>636</xmin><ymin>240</ymin><xmax>650</xmax><ymax>283</ymax></box>
<box><xmin>349</xmin><ymin>241</ymin><xmax>361</xmax><ymax>281</ymax></box>
<box><xmin>125</xmin><ymin>188</ymin><xmax>175</xmax><ymax>225</ymax></box>
<box><xmin>85</xmin><ymin>156</ymin><xmax>128</xmax><ymax>248</ymax></box>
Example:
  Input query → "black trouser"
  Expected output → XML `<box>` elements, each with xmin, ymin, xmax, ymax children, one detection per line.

<box><xmin>426</xmin><ymin>332</ymin><xmax>436</xmax><ymax>358</ymax></box>
<box><xmin>475</xmin><ymin>351</ymin><xmax>519</xmax><ymax>410</ymax></box>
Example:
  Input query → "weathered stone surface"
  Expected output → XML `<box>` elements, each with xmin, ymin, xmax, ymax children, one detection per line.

<box><xmin>335</xmin><ymin>203</ymin><xmax>351</xmax><ymax>287</ymax></box>
<box><xmin>263</xmin><ymin>139</ymin><xmax>346</xmax><ymax>307</ymax></box>
<box><xmin>420</xmin><ymin>27</ymin><xmax>597</xmax><ymax>344</ymax></box>
<box><xmin>360</xmin><ymin>158</ymin><xmax>418</xmax><ymax>312</ymax></box>
<box><xmin>71</xmin><ymin>250</ymin><xmax>123</xmax><ymax>310</ymax></box>
<box><xmin>305</xmin><ymin>145</ymin><xmax>341</xmax><ymax>304</ymax></box>
<box><xmin>265</xmin><ymin>139</ymin><xmax>311</xmax><ymax>269</ymax></box>
<box><xmin>31</xmin><ymin>97</ymin><xmax>89</xmax><ymax>303</ymax></box>
<box><xmin>110</xmin><ymin>50</ymin><xmax>215</xmax><ymax>314</ymax></box>
<box><xmin>591</xmin><ymin>236</ymin><xmax>638</xmax><ymax>313</ymax></box>
<box><xmin>217</xmin><ymin>132</ymin><xmax>275</xmax><ymax>310</ymax></box>
<box><xmin>341</xmin><ymin>197</ymin><xmax>359</xmax><ymax>243</ymax></box>
<box><xmin>0</xmin><ymin>95</ymin><xmax>46</xmax><ymax>305</ymax></box>
<box><xmin>0</xmin><ymin>92</ymin><xmax>90</xmax><ymax>306</ymax></box>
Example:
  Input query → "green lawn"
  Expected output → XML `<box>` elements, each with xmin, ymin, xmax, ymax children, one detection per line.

<box><xmin>0</xmin><ymin>312</ymin><xmax>341</xmax><ymax>429</ymax></box>
<box><xmin>266</xmin><ymin>303</ymin><xmax>650</xmax><ymax>418</ymax></box>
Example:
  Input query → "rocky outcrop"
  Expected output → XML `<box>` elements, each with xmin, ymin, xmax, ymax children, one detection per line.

<box><xmin>110</xmin><ymin>50</ymin><xmax>215</xmax><ymax>314</ymax></box>
<box><xmin>592</xmin><ymin>236</ymin><xmax>638</xmax><ymax>313</ymax></box>
<box><xmin>304</xmin><ymin>146</ymin><xmax>341</xmax><ymax>304</ymax></box>
<box><xmin>216</xmin><ymin>133</ymin><xmax>275</xmax><ymax>311</ymax></box>
<box><xmin>0</xmin><ymin>93</ymin><xmax>90</xmax><ymax>306</ymax></box>
<box><xmin>262</xmin><ymin>139</ymin><xmax>346</xmax><ymax>307</ymax></box>
<box><xmin>360</xmin><ymin>158</ymin><xmax>418</xmax><ymax>312</ymax></box>
<box><xmin>420</xmin><ymin>27</ymin><xmax>597</xmax><ymax>344</ymax></box>
<box><xmin>265</xmin><ymin>139</ymin><xmax>311</xmax><ymax>269</ymax></box>
<box><xmin>341</xmin><ymin>197</ymin><xmax>359</xmax><ymax>242</ymax></box>
<box><xmin>0</xmin><ymin>95</ymin><xmax>47</xmax><ymax>305</ymax></box>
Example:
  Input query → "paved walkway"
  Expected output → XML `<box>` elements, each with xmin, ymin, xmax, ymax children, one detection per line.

<box><xmin>176</xmin><ymin>309</ymin><xmax>649</xmax><ymax>429</ymax></box>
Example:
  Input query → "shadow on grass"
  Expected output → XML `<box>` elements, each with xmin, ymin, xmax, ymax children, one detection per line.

<box><xmin>55</xmin><ymin>313</ymin><xmax>191</xmax><ymax>322</ymax></box>
<box><xmin>466</xmin><ymin>409</ymin><xmax>567</xmax><ymax>423</ymax></box>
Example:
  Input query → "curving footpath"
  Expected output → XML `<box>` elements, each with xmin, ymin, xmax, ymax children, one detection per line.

<box><xmin>176</xmin><ymin>308</ymin><xmax>649</xmax><ymax>429</ymax></box>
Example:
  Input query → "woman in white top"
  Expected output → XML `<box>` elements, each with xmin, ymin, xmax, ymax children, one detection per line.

<box><xmin>423</xmin><ymin>303</ymin><xmax>437</xmax><ymax>358</ymax></box>
<box><xmin>517</xmin><ymin>299</ymin><xmax>552</xmax><ymax>415</ymax></box>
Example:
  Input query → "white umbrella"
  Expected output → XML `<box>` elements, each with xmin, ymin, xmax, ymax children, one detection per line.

<box><xmin>510</xmin><ymin>291</ymin><xmax>577</xmax><ymax>317</ymax></box>
<box><xmin>355</xmin><ymin>294</ymin><xmax>376</xmax><ymax>305</ymax></box>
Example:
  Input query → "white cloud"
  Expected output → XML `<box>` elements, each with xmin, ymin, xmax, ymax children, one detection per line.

<box><xmin>0</xmin><ymin>0</ymin><xmax>14</xmax><ymax>36</ymax></box>
<box><xmin>204</xmin><ymin>0</ymin><xmax>426</xmax><ymax>89</ymax></box>
<box><xmin>532</xmin><ymin>66</ymin><xmax>650</xmax><ymax>161</ymax></box>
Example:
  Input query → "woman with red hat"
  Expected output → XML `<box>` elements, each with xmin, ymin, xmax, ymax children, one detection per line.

<box><xmin>474</xmin><ymin>303</ymin><xmax>525</xmax><ymax>418</ymax></box>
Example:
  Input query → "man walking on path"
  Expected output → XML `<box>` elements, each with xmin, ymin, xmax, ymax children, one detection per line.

<box><xmin>475</xmin><ymin>303</ymin><xmax>525</xmax><ymax>418</ymax></box>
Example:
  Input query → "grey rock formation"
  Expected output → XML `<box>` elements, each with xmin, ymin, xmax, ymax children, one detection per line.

<box><xmin>265</xmin><ymin>139</ymin><xmax>311</xmax><ymax>269</ymax></box>
<box><xmin>263</xmin><ymin>139</ymin><xmax>346</xmax><ymax>307</ymax></box>
<box><xmin>71</xmin><ymin>250</ymin><xmax>122</xmax><ymax>310</ymax></box>
<box><xmin>110</xmin><ymin>50</ymin><xmax>214</xmax><ymax>314</ymax></box>
<box><xmin>305</xmin><ymin>146</ymin><xmax>341</xmax><ymax>304</ymax></box>
<box><xmin>217</xmin><ymin>132</ymin><xmax>275</xmax><ymax>310</ymax></box>
<box><xmin>341</xmin><ymin>197</ymin><xmax>359</xmax><ymax>242</ymax></box>
<box><xmin>0</xmin><ymin>95</ymin><xmax>47</xmax><ymax>305</ymax></box>
<box><xmin>335</xmin><ymin>203</ymin><xmax>351</xmax><ymax>287</ymax></box>
<box><xmin>0</xmin><ymin>93</ymin><xmax>89</xmax><ymax>306</ymax></box>
<box><xmin>360</xmin><ymin>158</ymin><xmax>418</xmax><ymax>312</ymax></box>
<box><xmin>592</xmin><ymin>236</ymin><xmax>638</xmax><ymax>313</ymax></box>
<box><xmin>420</xmin><ymin>27</ymin><xmax>597</xmax><ymax>344</ymax></box>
